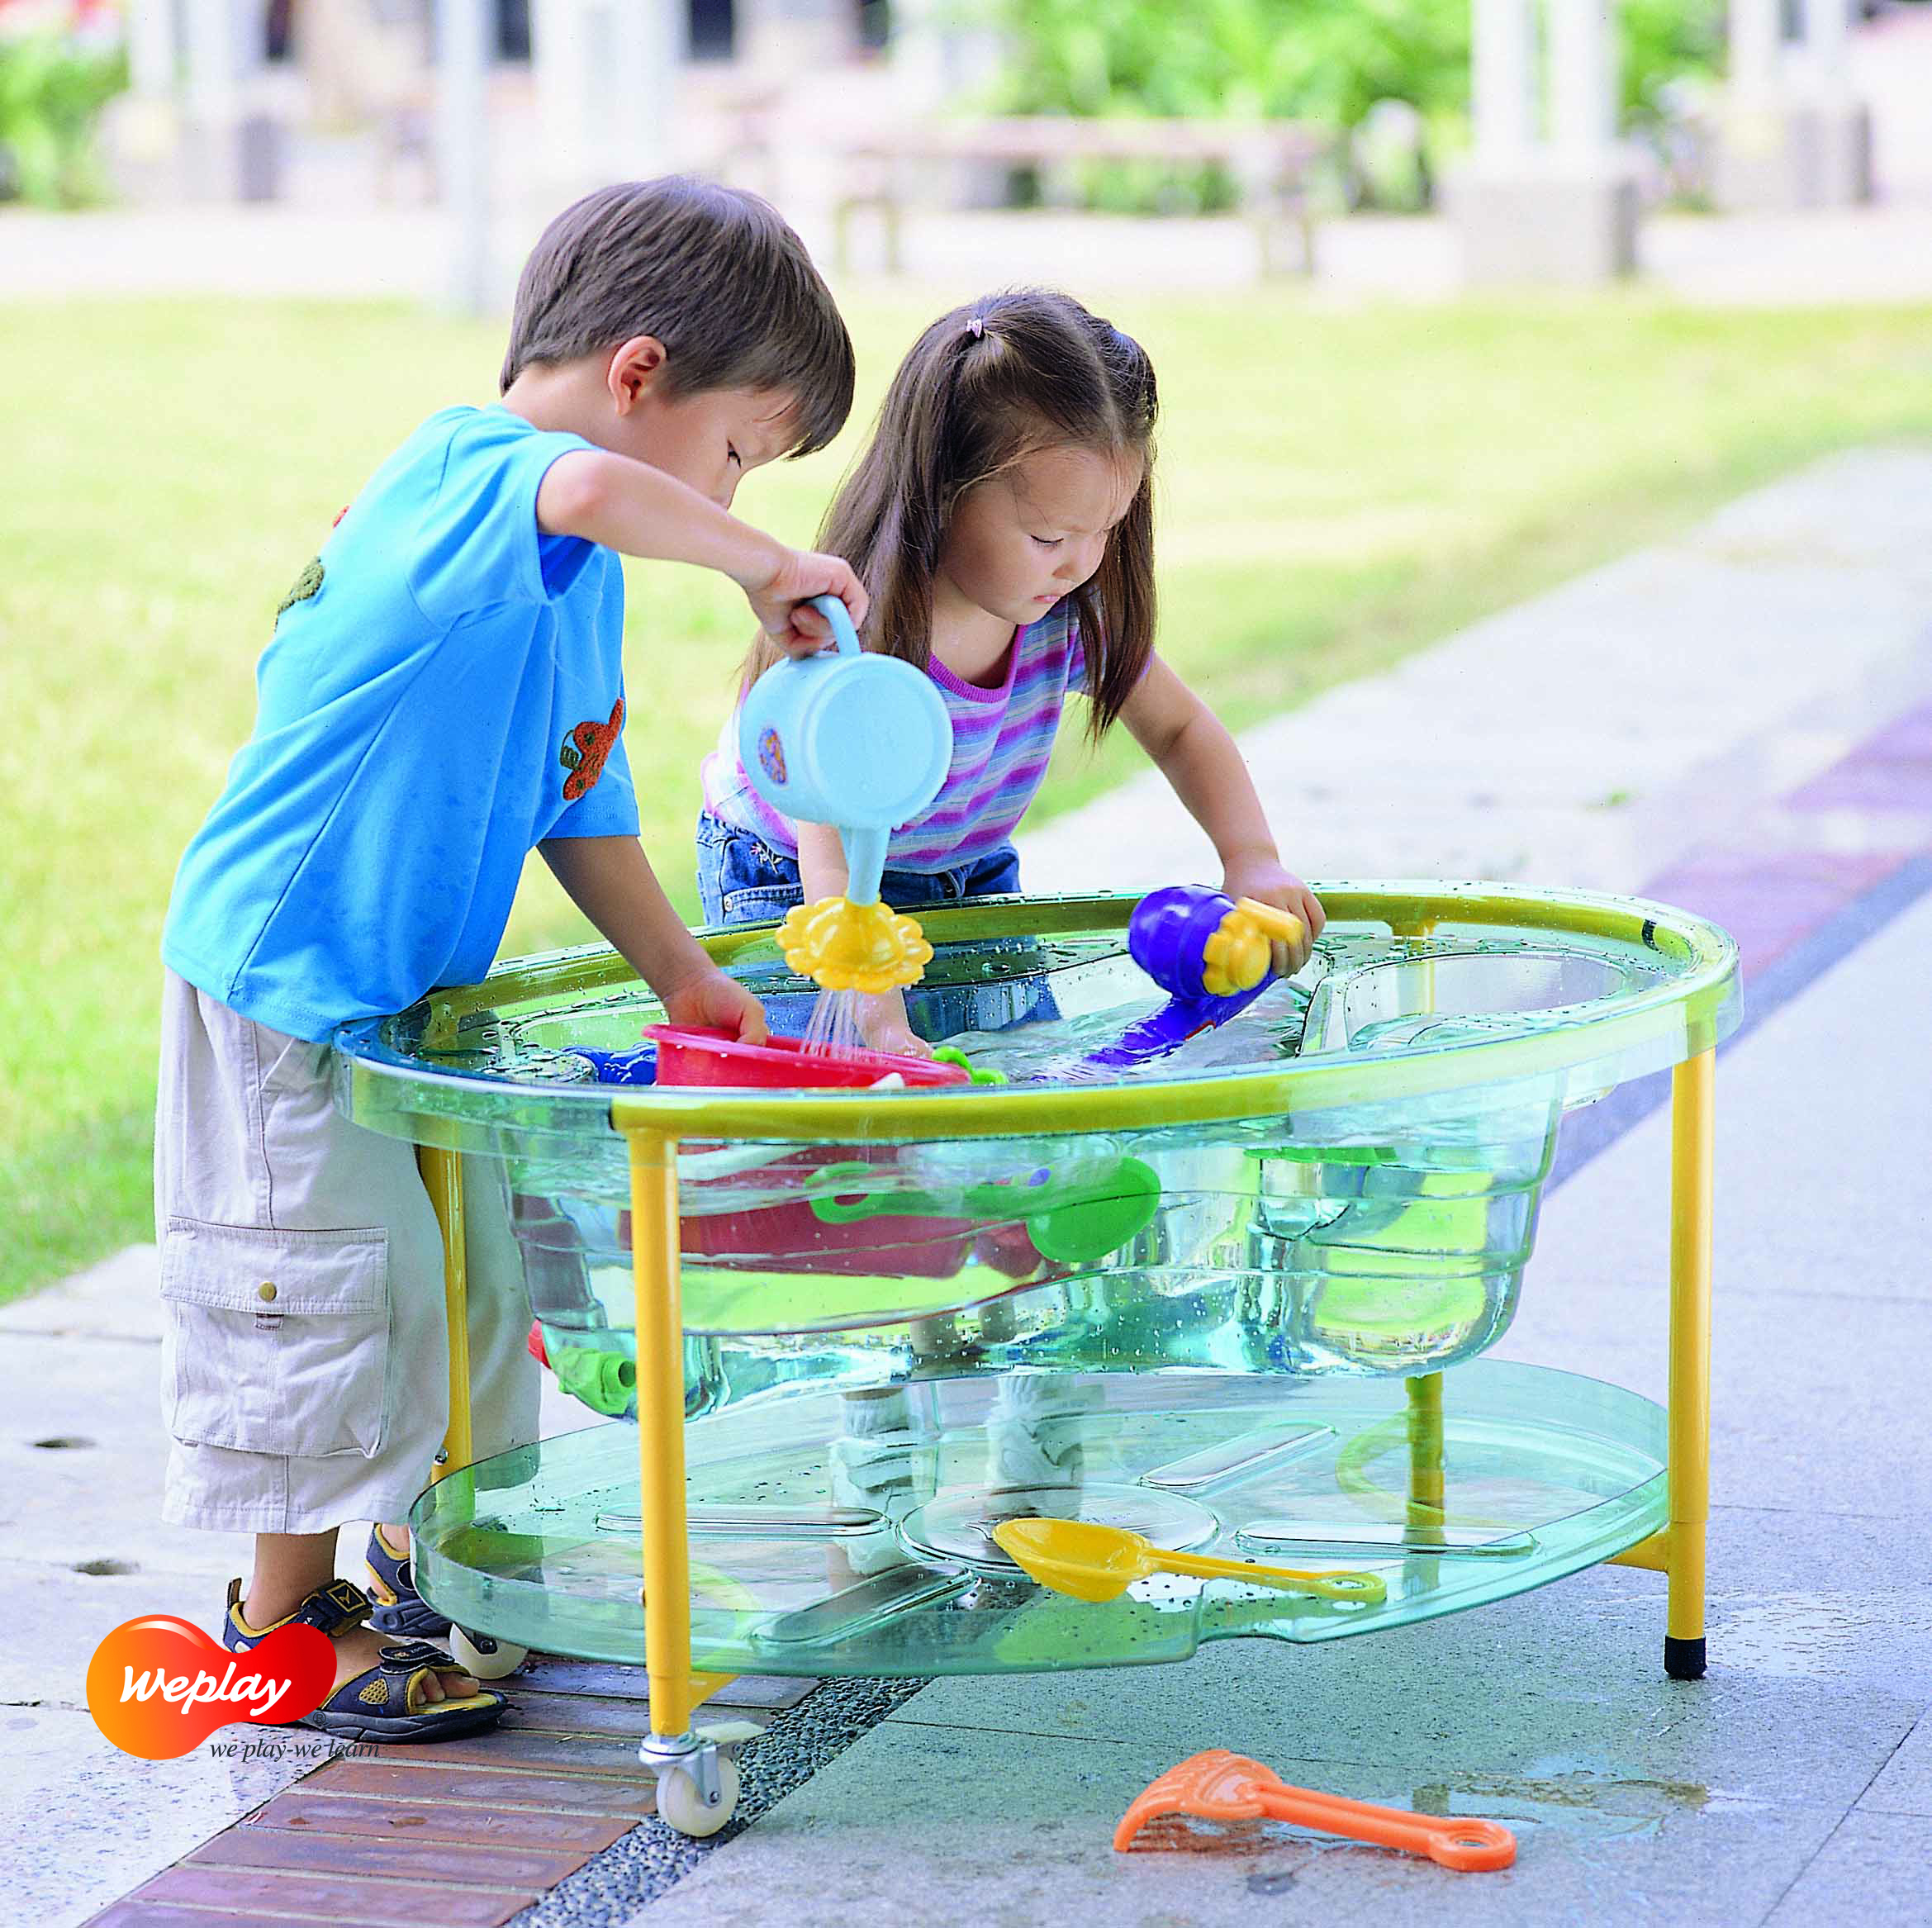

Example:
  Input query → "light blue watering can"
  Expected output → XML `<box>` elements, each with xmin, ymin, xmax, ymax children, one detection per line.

<box><xmin>738</xmin><ymin>594</ymin><xmax>953</xmax><ymax>906</ymax></box>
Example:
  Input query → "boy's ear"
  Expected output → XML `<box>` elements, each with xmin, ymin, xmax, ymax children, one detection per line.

<box><xmin>606</xmin><ymin>335</ymin><xmax>670</xmax><ymax>414</ymax></box>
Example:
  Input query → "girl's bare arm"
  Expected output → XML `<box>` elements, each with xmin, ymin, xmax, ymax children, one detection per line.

<box><xmin>1118</xmin><ymin>658</ymin><xmax>1325</xmax><ymax>971</ymax></box>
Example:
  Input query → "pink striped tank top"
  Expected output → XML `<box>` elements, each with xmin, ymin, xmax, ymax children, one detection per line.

<box><xmin>701</xmin><ymin>600</ymin><xmax>1090</xmax><ymax>872</ymax></box>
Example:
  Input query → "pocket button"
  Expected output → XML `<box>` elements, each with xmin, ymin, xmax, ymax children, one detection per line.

<box><xmin>257</xmin><ymin>1281</ymin><xmax>278</xmax><ymax>1302</ymax></box>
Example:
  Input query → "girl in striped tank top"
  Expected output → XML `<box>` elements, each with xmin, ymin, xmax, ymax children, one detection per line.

<box><xmin>698</xmin><ymin>287</ymin><xmax>1324</xmax><ymax>1054</ymax></box>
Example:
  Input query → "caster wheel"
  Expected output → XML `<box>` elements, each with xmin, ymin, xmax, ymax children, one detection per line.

<box><xmin>656</xmin><ymin>1755</ymin><xmax>739</xmax><ymax>1838</ymax></box>
<box><xmin>449</xmin><ymin>1627</ymin><xmax>525</xmax><ymax>1680</ymax></box>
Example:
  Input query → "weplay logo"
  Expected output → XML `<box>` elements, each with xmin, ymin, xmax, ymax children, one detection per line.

<box><xmin>86</xmin><ymin>1614</ymin><xmax>334</xmax><ymax>1759</ymax></box>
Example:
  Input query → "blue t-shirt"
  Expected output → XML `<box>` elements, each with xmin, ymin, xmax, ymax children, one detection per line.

<box><xmin>163</xmin><ymin>405</ymin><xmax>637</xmax><ymax>1041</ymax></box>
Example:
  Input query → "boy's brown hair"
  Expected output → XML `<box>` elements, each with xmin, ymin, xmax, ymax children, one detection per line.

<box><xmin>501</xmin><ymin>177</ymin><xmax>854</xmax><ymax>458</ymax></box>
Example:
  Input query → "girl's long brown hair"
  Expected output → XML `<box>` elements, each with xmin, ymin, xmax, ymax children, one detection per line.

<box><xmin>744</xmin><ymin>287</ymin><xmax>1158</xmax><ymax>740</ymax></box>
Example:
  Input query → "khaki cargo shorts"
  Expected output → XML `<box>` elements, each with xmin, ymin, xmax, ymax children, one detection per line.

<box><xmin>154</xmin><ymin>970</ymin><xmax>539</xmax><ymax>1533</ymax></box>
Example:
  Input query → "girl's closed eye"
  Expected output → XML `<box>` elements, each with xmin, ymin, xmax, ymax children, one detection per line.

<box><xmin>1029</xmin><ymin>532</ymin><xmax>1063</xmax><ymax>548</ymax></box>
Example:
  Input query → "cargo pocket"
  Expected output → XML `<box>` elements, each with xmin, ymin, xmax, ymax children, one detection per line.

<box><xmin>159</xmin><ymin>1217</ymin><xmax>391</xmax><ymax>1459</ymax></box>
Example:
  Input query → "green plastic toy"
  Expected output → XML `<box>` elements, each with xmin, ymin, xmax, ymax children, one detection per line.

<box><xmin>807</xmin><ymin>1155</ymin><xmax>1161</xmax><ymax>1265</ymax></box>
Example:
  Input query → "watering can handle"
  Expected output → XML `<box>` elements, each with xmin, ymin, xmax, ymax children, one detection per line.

<box><xmin>808</xmin><ymin>593</ymin><xmax>862</xmax><ymax>658</ymax></box>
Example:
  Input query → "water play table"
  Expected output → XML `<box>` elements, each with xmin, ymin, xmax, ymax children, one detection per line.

<box><xmin>333</xmin><ymin>882</ymin><xmax>1737</xmax><ymax>1832</ymax></box>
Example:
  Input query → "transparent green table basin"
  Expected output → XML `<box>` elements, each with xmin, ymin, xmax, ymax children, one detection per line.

<box><xmin>413</xmin><ymin>1361</ymin><xmax>1666</xmax><ymax>1673</ymax></box>
<box><xmin>332</xmin><ymin>883</ymin><xmax>1736</xmax><ymax>1678</ymax></box>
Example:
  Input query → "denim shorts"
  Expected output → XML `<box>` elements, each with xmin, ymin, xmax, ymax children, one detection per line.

<box><xmin>695</xmin><ymin>810</ymin><xmax>1022</xmax><ymax>928</ymax></box>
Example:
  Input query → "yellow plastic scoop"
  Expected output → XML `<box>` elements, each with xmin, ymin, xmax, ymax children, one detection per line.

<box><xmin>779</xmin><ymin>896</ymin><xmax>933</xmax><ymax>995</ymax></box>
<box><xmin>991</xmin><ymin>1517</ymin><xmax>1386</xmax><ymax>1606</ymax></box>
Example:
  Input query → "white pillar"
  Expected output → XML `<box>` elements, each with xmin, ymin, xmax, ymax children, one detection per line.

<box><xmin>127</xmin><ymin>0</ymin><xmax>180</xmax><ymax>98</ymax></box>
<box><xmin>182</xmin><ymin>0</ymin><xmax>239</xmax><ymax>123</ymax></box>
<box><xmin>1472</xmin><ymin>0</ymin><xmax>1539</xmax><ymax>169</ymax></box>
<box><xmin>1549</xmin><ymin>0</ymin><xmax>1620</xmax><ymax>163</ymax></box>
<box><xmin>1728</xmin><ymin>0</ymin><xmax>1784</xmax><ymax>102</ymax></box>
<box><xmin>1797</xmin><ymin>0</ymin><xmax>1852</xmax><ymax>91</ymax></box>
<box><xmin>889</xmin><ymin>0</ymin><xmax>946</xmax><ymax>112</ymax></box>
<box><xmin>738</xmin><ymin>0</ymin><xmax>853</xmax><ymax>77</ymax></box>
<box><xmin>1455</xmin><ymin>0</ymin><xmax>1639</xmax><ymax>283</ymax></box>
<box><xmin>533</xmin><ymin>0</ymin><xmax>681</xmax><ymax>202</ymax></box>
<box><xmin>437</xmin><ymin>0</ymin><xmax>492</xmax><ymax>315</ymax></box>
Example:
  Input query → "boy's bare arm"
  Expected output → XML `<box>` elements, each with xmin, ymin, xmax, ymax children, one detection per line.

<box><xmin>536</xmin><ymin>449</ymin><xmax>866</xmax><ymax>652</ymax></box>
<box><xmin>539</xmin><ymin>834</ymin><xmax>767</xmax><ymax>1040</ymax></box>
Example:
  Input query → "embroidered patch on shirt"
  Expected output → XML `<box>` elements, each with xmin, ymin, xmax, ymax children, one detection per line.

<box><xmin>560</xmin><ymin>697</ymin><xmax>624</xmax><ymax>800</ymax></box>
<box><xmin>276</xmin><ymin>558</ymin><xmax>324</xmax><ymax>620</ymax></box>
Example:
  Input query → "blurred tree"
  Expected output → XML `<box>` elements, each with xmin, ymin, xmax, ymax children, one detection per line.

<box><xmin>994</xmin><ymin>0</ymin><xmax>1722</xmax><ymax>211</ymax></box>
<box><xmin>0</xmin><ymin>1</ymin><xmax>127</xmax><ymax>207</ymax></box>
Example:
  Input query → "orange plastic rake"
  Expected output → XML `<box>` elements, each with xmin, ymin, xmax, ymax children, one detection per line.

<box><xmin>1114</xmin><ymin>1750</ymin><xmax>1516</xmax><ymax>1871</ymax></box>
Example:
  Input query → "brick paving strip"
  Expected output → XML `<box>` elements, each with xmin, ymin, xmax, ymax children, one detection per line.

<box><xmin>1556</xmin><ymin>690</ymin><xmax>1932</xmax><ymax>1180</ymax></box>
<box><xmin>78</xmin><ymin>1660</ymin><xmax>814</xmax><ymax>1927</ymax></box>
<box><xmin>74</xmin><ymin>690</ymin><xmax>1932</xmax><ymax>1928</ymax></box>
<box><xmin>1642</xmin><ymin>696</ymin><xmax>1932</xmax><ymax>978</ymax></box>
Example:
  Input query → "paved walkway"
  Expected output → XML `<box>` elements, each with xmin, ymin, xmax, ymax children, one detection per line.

<box><xmin>1021</xmin><ymin>450</ymin><xmax>1932</xmax><ymax>898</ymax></box>
<box><xmin>5</xmin><ymin>449</ymin><xmax>1929</xmax><ymax>1925</ymax></box>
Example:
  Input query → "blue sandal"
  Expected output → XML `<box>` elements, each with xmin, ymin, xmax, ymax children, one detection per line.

<box><xmin>222</xmin><ymin>1576</ymin><xmax>506</xmax><ymax>1742</ymax></box>
<box><xmin>363</xmin><ymin>1524</ymin><xmax>452</xmax><ymax>1638</ymax></box>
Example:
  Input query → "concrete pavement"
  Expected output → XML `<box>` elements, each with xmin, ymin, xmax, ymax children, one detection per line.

<box><xmin>1021</xmin><ymin>449</ymin><xmax>1932</xmax><ymax>899</ymax></box>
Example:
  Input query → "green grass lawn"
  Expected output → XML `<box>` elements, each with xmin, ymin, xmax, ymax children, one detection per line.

<box><xmin>5</xmin><ymin>288</ymin><xmax>1932</xmax><ymax>1301</ymax></box>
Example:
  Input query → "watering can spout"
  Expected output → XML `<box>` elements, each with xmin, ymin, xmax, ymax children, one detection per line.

<box><xmin>840</xmin><ymin>826</ymin><xmax>889</xmax><ymax>909</ymax></box>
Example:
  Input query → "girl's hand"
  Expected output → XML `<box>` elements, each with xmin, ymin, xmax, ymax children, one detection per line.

<box><xmin>662</xmin><ymin>968</ymin><xmax>769</xmax><ymax>1044</ymax></box>
<box><xmin>1221</xmin><ymin>856</ymin><xmax>1326</xmax><ymax>977</ymax></box>
<box><xmin>739</xmin><ymin>544</ymin><xmax>870</xmax><ymax>658</ymax></box>
<box><xmin>858</xmin><ymin>989</ymin><xmax>933</xmax><ymax>1061</ymax></box>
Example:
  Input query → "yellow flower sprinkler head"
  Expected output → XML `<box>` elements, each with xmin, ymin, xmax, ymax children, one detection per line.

<box><xmin>779</xmin><ymin>896</ymin><xmax>934</xmax><ymax>994</ymax></box>
<box><xmin>1199</xmin><ymin>899</ymin><xmax>1307</xmax><ymax>999</ymax></box>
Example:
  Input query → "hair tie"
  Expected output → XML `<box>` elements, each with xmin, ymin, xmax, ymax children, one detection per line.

<box><xmin>966</xmin><ymin>316</ymin><xmax>985</xmax><ymax>340</ymax></box>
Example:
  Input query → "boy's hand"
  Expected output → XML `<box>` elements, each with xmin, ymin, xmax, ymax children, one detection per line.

<box><xmin>739</xmin><ymin>544</ymin><xmax>870</xmax><ymax>658</ymax></box>
<box><xmin>661</xmin><ymin>967</ymin><xmax>768</xmax><ymax>1044</ymax></box>
<box><xmin>857</xmin><ymin>989</ymin><xmax>933</xmax><ymax>1061</ymax></box>
<box><xmin>1221</xmin><ymin>855</ymin><xmax>1325</xmax><ymax>978</ymax></box>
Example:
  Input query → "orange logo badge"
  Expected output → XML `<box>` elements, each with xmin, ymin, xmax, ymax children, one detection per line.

<box><xmin>86</xmin><ymin>1615</ymin><xmax>335</xmax><ymax>1759</ymax></box>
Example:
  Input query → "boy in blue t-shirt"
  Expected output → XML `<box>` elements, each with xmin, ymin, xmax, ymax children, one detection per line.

<box><xmin>154</xmin><ymin>178</ymin><xmax>866</xmax><ymax>1740</ymax></box>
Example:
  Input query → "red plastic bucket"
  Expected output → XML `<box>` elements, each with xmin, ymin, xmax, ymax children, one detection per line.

<box><xmin>643</xmin><ymin>1024</ymin><xmax>971</xmax><ymax>1090</ymax></box>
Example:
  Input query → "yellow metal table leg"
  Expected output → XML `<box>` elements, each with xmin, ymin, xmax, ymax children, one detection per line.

<box><xmin>1665</xmin><ymin>1049</ymin><xmax>1714</xmax><ymax>1679</ymax></box>
<box><xmin>419</xmin><ymin>1146</ymin><xmax>473</xmax><ymax>1479</ymax></box>
<box><xmin>629</xmin><ymin>1129</ymin><xmax>697</xmax><ymax>1743</ymax></box>
<box><xmin>1405</xmin><ymin>1371</ymin><xmax>1445</xmax><ymax>1544</ymax></box>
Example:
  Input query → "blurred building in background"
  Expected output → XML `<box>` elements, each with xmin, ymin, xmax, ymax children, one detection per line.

<box><xmin>106</xmin><ymin>1</ymin><xmax>987</xmax><ymax>211</ymax></box>
<box><xmin>7</xmin><ymin>0</ymin><xmax>1924</xmax><ymax>305</ymax></box>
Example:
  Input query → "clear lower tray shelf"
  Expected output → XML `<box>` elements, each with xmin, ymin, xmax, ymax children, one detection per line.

<box><xmin>412</xmin><ymin>1357</ymin><xmax>1666</xmax><ymax>1679</ymax></box>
